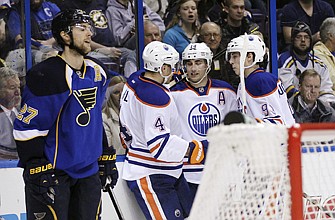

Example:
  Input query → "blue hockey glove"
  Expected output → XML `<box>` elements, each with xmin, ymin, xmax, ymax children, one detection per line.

<box><xmin>23</xmin><ymin>158</ymin><xmax>58</xmax><ymax>205</ymax></box>
<box><xmin>188</xmin><ymin>140</ymin><xmax>208</xmax><ymax>164</ymax></box>
<box><xmin>99</xmin><ymin>147</ymin><xmax>118</xmax><ymax>190</ymax></box>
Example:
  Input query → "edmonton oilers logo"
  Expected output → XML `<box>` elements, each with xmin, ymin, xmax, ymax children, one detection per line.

<box><xmin>188</xmin><ymin>102</ymin><xmax>220</xmax><ymax>137</ymax></box>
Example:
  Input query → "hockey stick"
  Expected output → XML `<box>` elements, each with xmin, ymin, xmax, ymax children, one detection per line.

<box><xmin>239</xmin><ymin>33</ymin><xmax>249</xmax><ymax>114</ymax></box>
<box><xmin>105</xmin><ymin>183</ymin><xmax>125</xmax><ymax>220</ymax></box>
<box><xmin>303</xmin><ymin>192</ymin><xmax>334</xmax><ymax>218</ymax></box>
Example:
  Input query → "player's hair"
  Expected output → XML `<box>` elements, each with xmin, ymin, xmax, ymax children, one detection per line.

<box><xmin>298</xmin><ymin>69</ymin><xmax>321</xmax><ymax>86</ymax></box>
<box><xmin>319</xmin><ymin>17</ymin><xmax>335</xmax><ymax>43</ymax></box>
<box><xmin>52</xmin><ymin>9</ymin><xmax>93</xmax><ymax>48</ymax></box>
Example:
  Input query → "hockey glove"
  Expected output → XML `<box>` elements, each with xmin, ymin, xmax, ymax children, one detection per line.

<box><xmin>98</xmin><ymin>147</ymin><xmax>119</xmax><ymax>190</ymax></box>
<box><xmin>188</xmin><ymin>140</ymin><xmax>208</xmax><ymax>164</ymax></box>
<box><xmin>23</xmin><ymin>158</ymin><xmax>58</xmax><ymax>205</ymax></box>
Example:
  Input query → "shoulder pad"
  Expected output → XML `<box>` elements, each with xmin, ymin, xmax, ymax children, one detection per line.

<box><xmin>246</xmin><ymin>71</ymin><xmax>278</xmax><ymax>97</ymax></box>
<box><xmin>129</xmin><ymin>75</ymin><xmax>171</xmax><ymax>107</ymax></box>
<box><xmin>26</xmin><ymin>56</ymin><xmax>68</xmax><ymax>96</ymax></box>
<box><xmin>211</xmin><ymin>79</ymin><xmax>236</xmax><ymax>92</ymax></box>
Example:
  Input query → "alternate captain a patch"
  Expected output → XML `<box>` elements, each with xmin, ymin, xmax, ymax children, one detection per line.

<box><xmin>188</xmin><ymin>102</ymin><xmax>220</xmax><ymax>137</ymax></box>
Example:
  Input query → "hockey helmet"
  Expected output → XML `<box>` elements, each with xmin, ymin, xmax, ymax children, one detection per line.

<box><xmin>52</xmin><ymin>9</ymin><xmax>94</xmax><ymax>46</ymax></box>
<box><xmin>226</xmin><ymin>34</ymin><xmax>266</xmax><ymax>64</ymax></box>
<box><xmin>143</xmin><ymin>41</ymin><xmax>179</xmax><ymax>73</ymax></box>
<box><xmin>182</xmin><ymin>42</ymin><xmax>213</xmax><ymax>66</ymax></box>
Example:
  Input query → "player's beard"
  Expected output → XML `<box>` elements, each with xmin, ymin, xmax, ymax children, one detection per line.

<box><xmin>69</xmin><ymin>41</ymin><xmax>91</xmax><ymax>56</ymax></box>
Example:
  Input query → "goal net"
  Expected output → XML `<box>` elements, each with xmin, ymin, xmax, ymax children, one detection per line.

<box><xmin>189</xmin><ymin>123</ymin><xmax>335</xmax><ymax>220</ymax></box>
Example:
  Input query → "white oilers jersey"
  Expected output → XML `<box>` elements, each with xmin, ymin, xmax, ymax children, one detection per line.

<box><xmin>171</xmin><ymin>79</ymin><xmax>237</xmax><ymax>184</ymax></box>
<box><xmin>238</xmin><ymin>69</ymin><xmax>295</xmax><ymax>126</ymax></box>
<box><xmin>278</xmin><ymin>51</ymin><xmax>335</xmax><ymax>102</ymax></box>
<box><xmin>119</xmin><ymin>72</ymin><xmax>189</xmax><ymax>181</ymax></box>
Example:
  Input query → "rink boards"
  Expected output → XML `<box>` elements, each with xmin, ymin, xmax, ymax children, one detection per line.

<box><xmin>0</xmin><ymin>156</ymin><xmax>145</xmax><ymax>220</ymax></box>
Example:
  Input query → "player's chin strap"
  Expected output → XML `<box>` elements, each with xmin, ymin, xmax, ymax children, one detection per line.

<box><xmin>159</xmin><ymin>70</ymin><xmax>173</xmax><ymax>84</ymax></box>
<box><xmin>185</xmin><ymin>66</ymin><xmax>211</xmax><ymax>85</ymax></box>
<box><xmin>243</xmin><ymin>60</ymin><xmax>257</xmax><ymax>70</ymax></box>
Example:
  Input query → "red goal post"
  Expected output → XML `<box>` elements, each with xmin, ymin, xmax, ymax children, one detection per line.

<box><xmin>189</xmin><ymin>123</ymin><xmax>335</xmax><ymax>220</ymax></box>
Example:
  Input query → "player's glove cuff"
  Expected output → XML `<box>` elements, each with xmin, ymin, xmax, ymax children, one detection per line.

<box><xmin>99</xmin><ymin>147</ymin><xmax>119</xmax><ymax>190</ymax></box>
<box><xmin>23</xmin><ymin>158</ymin><xmax>58</xmax><ymax>205</ymax></box>
<box><xmin>188</xmin><ymin>140</ymin><xmax>208</xmax><ymax>164</ymax></box>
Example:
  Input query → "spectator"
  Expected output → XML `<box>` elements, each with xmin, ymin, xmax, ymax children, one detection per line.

<box><xmin>280</xmin><ymin>0</ymin><xmax>334</xmax><ymax>47</ymax></box>
<box><xmin>199</xmin><ymin>21</ymin><xmax>228</xmax><ymax>82</ymax></box>
<box><xmin>13</xmin><ymin>9</ymin><xmax>118</xmax><ymax>219</ymax></box>
<box><xmin>278</xmin><ymin>21</ymin><xmax>335</xmax><ymax>103</ymax></box>
<box><xmin>102</xmin><ymin>75</ymin><xmax>127</xmax><ymax>155</ymax></box>
<box><xmin>7</xmin><ymin>0</ymin><xmax>60</xmax><ymax>49</ymax></box>
<box><xmin>52</xmin><ymin>0</ymin><xmax>128</xmax><ymax>71</ymax></box>
<box><xmin>124</xmin><ymin>20</ymin><xmax>161</xmax><ymax>78</ymax></box>
<box><xmin>313</xmin><ymin>17</ymin><xmax>335</xmax><ymax>91</ymax></box>
<box><xmin>106</xmin><ymin>0</ymin><xmax>165</xmax><ymax>50</ymax></box>
<box><xmin>119</xmin><ymin>41</ymin><xmax>207</xmax><ymax>219</ymax></box>
<box><xmin>226</xmin><ymin>34</ymin><xmax>295</xmax><ymax>126</ymax></box>
<box><xmin>171</xmin><ymin>42</ymin><xmax>237</xmax><ymax>204</ymax></box>
<box><xmin>289</xmin><ymin>69</ymin><xmax>335</xmax><ymax>123</ymax></box>
<box><xmin>0</xmin><ymin>67</ymin><xmax>20</xmax><ymax>160</ymax></box>
<box><xmin>215</xmin><ymin>0</ymin><xmax>261</xmax><ymax>48</ymax></box>
<box><xmin>5</xmin><ymin>49</ymin><xmax>26</xmax><ymax>94</ymax></box>
<box><xmin>163</xmin><ymin>0</ymin><xmax>200</xmax><ymax>56</ymax></box>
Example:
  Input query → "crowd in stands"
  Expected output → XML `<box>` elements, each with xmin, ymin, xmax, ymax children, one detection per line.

<box><xmin>1</xmin><ymin>0</ymin><xmax>335</xmax><ymax>159</ymax></box>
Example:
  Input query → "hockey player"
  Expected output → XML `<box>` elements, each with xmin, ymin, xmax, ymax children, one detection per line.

<box><xmin>13</xmin><ymin>9</ymin><xmax>118</xmax><ymax>219</ymax></box>
<box><xmin>119</xmin><ymin>41</ymin><xmax>208</xmax><ymax>219</ymax></box>
<box><xmin>170</xmin><ymin>42</ymin><xmax>237</xmax><ymax>203</ymax></box>
<box><xmin>226</xmin><ymin>34</ymin><xmax>295</xmax><ymax>126</ymax></box>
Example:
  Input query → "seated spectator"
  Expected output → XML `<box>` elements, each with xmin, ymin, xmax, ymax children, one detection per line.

<box><xmin>289</xmin><ymin>69</ymin><xmax>335</xmax><ymax>123</ymax></box>
<box><xmin>280</xmin><ymin>0</ymin><xmax>334</xmax><ymax>48</ymax></box>
<box><xmin>5</xmin><ymin>49</ymin><xmax>26</xmax><ymax>94</ymax></box>
<box><xmin>0</xmin><ymin>67</ymin><xmax>21</xmax><ymax>160</ymax></box>
<box><xmin>102</xmin><ymin>75</ymin><xmax>127</xmax><ymax>155</ymax></box>
<box><xmin>124</xmin><ymin>20</ymin><xmax>161</xmax><ymax>78</ymax></box>
<box><xmin>106</xmin><ymin>0</ymin><xmax>165</xmax><ymax>50</ymax></box>
<box><xmin>7</xmin><ymin>0</ymin><xmax>60</xmax><ymax>50</ymax></box>
<box><xmin>163</xmin><ymin>0</ymin><xmax>200</xmax><ymax>56</ymax></box>
<box><xmin>52</xmin><ymin>0</ymin><xmax>129</xmax><ymax>72</ymax></box>
<box><xmin>313</xmin><ymin>17</ymin><xmax>335</xmax><ymax>91</ymax></box>
<box><xmin>278</xmin><ymin>21</ymin><xmax>335</xmax><ymax>103</ymax></box>
<box><xmin>199</xmin><ymin>22</ymin><xmax>227</xmax><ymax>81</ymax></box>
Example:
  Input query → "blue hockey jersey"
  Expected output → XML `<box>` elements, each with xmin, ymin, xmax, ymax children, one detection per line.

<box><xmin>13</xmin><ymin>55</ymin><xmax>110</xmax><ymax>178</ymax></box>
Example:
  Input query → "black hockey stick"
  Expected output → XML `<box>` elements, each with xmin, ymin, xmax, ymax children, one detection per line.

<box><xmin>105</xmin><ymin>183</ymin><xmax>125</xmax><ymax>220</ymax></box>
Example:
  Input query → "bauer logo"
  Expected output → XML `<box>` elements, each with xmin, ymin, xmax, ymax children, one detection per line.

<box><xmin>188</xmin><ymin>102</ymin><xmax>220</xmax><ymax>137</ymax></box>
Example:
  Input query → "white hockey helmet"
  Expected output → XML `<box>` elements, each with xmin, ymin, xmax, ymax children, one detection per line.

<box><xmin>225</xmin><ymin>34</ymin><xmax>266</xmax><ymax>64</ymax></box>
<box><xmin>142</xmin><ymin>41</ymin><xmax>179</xmax><ymax>73</ymax></box>
<box><xmin>182</xmin><ymin>42</ymin><xmax>213</xmax><ymax>67</ymax></box>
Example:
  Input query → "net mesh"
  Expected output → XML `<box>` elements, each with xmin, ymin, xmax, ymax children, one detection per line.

<box><xmin>301</xmin><ymin>130</ymin><xmax>335</xmax><ymax>219</ymax></box>
<box><xmin>189</xmin><ymin>124</ymin><xmax>291</xmax><ymax>220</ymax></box>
